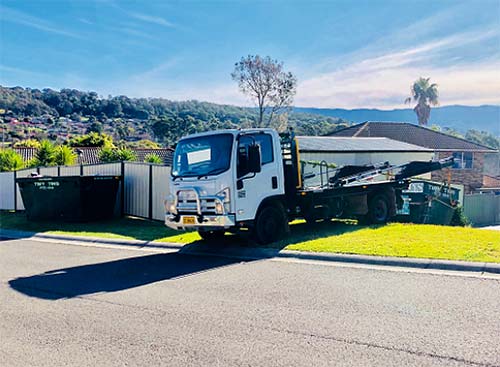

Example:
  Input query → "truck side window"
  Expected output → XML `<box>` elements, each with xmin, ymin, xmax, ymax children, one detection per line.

<box><xmin>239</xmin><ymin>134</ymin><xmax>273</xmax><ymax>164</ymax></box>
<box><xmin>237</xmin><ymin>133</ymin><xmax>273</xmax><ymax>178</ymax></box>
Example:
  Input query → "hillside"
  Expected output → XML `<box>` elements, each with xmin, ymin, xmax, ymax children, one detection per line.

<box><xmin>0</xmin><ymin>86</ymin><xmax>346</xmax><ymax>145</ymax></box>
<box><xmin>1</xmin><ymin>86</ymin><xmax>498</xmax><ymax>150</ymax></box>
<box><xmin>295</xmin><ymin>105</ymin><xmax>500</xmax><ymax>135</ymax></box>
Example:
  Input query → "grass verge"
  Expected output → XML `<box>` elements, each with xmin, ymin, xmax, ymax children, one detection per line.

<box><xmin>0</xmin><ymin>211</ymin><xmax>198</xmax><ymax>243</ymax></box>
<box><xmin>279</xmin><ymin>221</ymin><xmax>500</xmax><ymax>263</ymax></box>
<box><xmin>1</xmin><ymin>211</ymin><xmax>498</xmax><ymax>263</ymax></box>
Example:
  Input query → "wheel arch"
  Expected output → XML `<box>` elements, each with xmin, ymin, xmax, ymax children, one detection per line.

<box><xmin>255</xmin><ymin>194</ymin><xmax>288</xmax><ymax>220</ymax></box>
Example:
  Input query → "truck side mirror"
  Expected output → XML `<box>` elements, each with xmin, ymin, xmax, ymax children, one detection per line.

<box><xmin>247</xmin><ymin>144</ymin><xmax>261</xmax><ymax>173</ymax></box>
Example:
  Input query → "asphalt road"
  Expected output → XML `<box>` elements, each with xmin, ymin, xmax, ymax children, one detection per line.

<box><xmin>1</xmin><ymin>238</ymin><xmax>499</xmax><ymax>367</ymax></box>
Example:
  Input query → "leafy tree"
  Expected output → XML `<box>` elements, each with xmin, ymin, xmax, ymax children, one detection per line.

<box><xmin>0</xmin><ymin>149</ymin><xmax>24</xmax><ymax>172</ymax></box>
<box><xmin>151</xmin><ymin>118</ymin><xmax>174</xmax><ymax>143</ymax></box>
<box><xmin>97</xmin><ymin>147</ymin><xmax>116</xmax><ymax>163</ymax></box>
<box><xmin>442</xmin><ymin>127</ymin><xmax>463</xmax><ymax>138</ymax></box>
<box><xmin>68</xmin><ymin>132</ymin><xmax>114</xmax><ymax>148</ymax></box>
<box><xmin>33</xmin><ymin>140</ymin><xmax>57</xmax><ymax>167</ymax></box>
<box><xmin>127</xmin><ymin>139</ymin><xmax>160</xmax><ymax>149</ymax></box>
<box><xmin>231</xmin><ymin>55</ymin><xmax>297</xmax><ymax>127</ymax></box>
<box><xmin>54</xmin><ymin>145</ymin><xmax>77</xmax><ymax>165</ymax></box>
<box><xmin>405</xmin><ymin>77</ymin><xmax>439</xmax><ymax>126</ymax></box>
<box><xmin>13</xmin><ymin>139</ymin><xmax>41</xmax><ymax>148</ymax></box>
<box><xmin>103</xmin><ymin>99</ymin><xmax>123</xmax><ymax>117</ymax></box>
<box><xmin>116</xmin><ymin>123</ymin><xmax>131</xmax><ymax>140</ymax></box>
<box><xmin>115</xmin><ymin>148</ymin><xmax>136</xmax><ymax>161</ymax></box>
<box><xmin>86</xmin><ymin>121</ymin><xmax>103</xmax><ymax>134</ymax></box>
<box><xmin>465</xmin><ymin>129</ymin><xmax>500</xmax><ymax>150</ymax></box>
<box><xmin>144</xmin><ymin>153</ymin><xmax>163</xmax><ymax>164</ymax></box>
<box><xmin>98</xmin><ymin>147</ymin><xmax>136</xmax><ymax>163</ymax></box>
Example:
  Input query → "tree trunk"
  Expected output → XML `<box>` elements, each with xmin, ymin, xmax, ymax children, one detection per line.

<box><xmin>414</xmin><ymin>102</ymin><xmax>430</xmax><ymax>126</ymax></box>
<box><xmin>258</xmin><ymin>100</ymin><xmax>264</xmax><ymax>127</ymax></box>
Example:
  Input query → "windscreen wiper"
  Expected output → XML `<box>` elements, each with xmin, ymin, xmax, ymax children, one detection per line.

<box><xmin>198</xmin><ymin>168</ymin><xmax>225</xmax><ymax>179</ymax></box>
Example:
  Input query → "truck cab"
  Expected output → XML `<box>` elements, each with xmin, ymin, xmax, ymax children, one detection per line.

<box><xmin>165</xmin><ymin>129</ymin><xmax>287</xmax><ymax>242</ymax></box>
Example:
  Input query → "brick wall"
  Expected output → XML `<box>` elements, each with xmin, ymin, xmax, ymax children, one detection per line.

<box><xmin>483</xmin><ymin>175</ymin><xmax>500</xmax><ymax>188</ymax></box>
<box><xmin>431</xmin><ymin>151</ymin><xmax>484</xmax><ymax>193</ymax></box>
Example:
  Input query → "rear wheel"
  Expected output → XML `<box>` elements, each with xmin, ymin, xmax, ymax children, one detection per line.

<box><xmin>198</xmin><ymin>229</ymin><xmax>225</xmax><ymax>242</ymax></box>
<box><xmin>253</xmin><ymin>204</ymin><xmax>288</xmax><ymax>245</ymax></box>
<box><xmin>368</xmin><ymin>194</ymin><xmax>390</xmax><ymax>224</ymax></box>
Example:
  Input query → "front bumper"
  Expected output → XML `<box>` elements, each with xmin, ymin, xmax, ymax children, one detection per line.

<box><xmin>165</xmin><ymin>213</ymin><xmax>236</xmax><ymax>230</ymax></box>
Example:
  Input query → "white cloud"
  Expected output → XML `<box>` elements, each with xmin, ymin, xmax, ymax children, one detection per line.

<box><xmin>295</xmin><ymin>28</ymin><xmax>500</xmax><ymax>109</ymax></box>
<box><xmin>127</xmin><ymin>12</ymin><xmax>175</xmax><ymax>28</ymax></box>
<box><xmin>0</xmin><ymin>5</ymin><xmax>84</xmax><ymax>39</ymax></box>
<box><xmin>295</xmin><ymin>59</ymin><xmax>500</xmax><ymax>109</ymax></box>
<box><xmin>0</xmin><ymin>65</ymin><xmax>48</xmax><ymax>78</ymax></box>
<box><xmin>132</xmin><ymin>58</ymin><xmax>181</xmax><ymax>80</ymax></box>
<box><xmin>78</xmin><ymin>18</ymin><xmax>94</xmax><ymax>25</ymax></box>
<box><xmin>108</xmin><ymin>25</ymin><xmax>158</xmax><ymax>40</ymax></box>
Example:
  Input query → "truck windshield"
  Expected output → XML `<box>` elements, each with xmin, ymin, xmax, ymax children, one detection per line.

<box><xmin>172</xmin><ymin>134</ymin><xmax>233</xmax><ymax>178</ymax></box>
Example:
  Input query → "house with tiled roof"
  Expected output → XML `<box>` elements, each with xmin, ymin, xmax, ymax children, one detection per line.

<box><xmin>329</xmin><ymin>122</ymin><xmax>498</xmax><ymax>192</ymax></box>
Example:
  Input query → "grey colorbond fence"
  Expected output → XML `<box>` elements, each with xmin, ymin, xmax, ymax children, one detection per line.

<box><xmin>0</xmin><ymin>162</ymin><xmax>171</xmax><ymax>222</ymax></box>
<box><xmin>463</xmin><ymin>193</ymin><xmax>500</xmax><ymax>226</ymax></box>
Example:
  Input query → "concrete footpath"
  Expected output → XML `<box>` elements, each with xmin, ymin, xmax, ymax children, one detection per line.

<box><xmin>1</xmin><ymin>228</ymin><xmax>500</xmax><ymax>275</ymax></box>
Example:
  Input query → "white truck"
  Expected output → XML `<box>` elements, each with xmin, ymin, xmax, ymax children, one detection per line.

<box><xmin>165</xmin><ymin>128</ymin><xmax>453</xmax><ymax>244</ymax></box>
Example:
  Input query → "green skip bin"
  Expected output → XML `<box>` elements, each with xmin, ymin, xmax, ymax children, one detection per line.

<box><xmin>16</xmin><ymin>175</ymin><xmax>121</xmax><ymax>222</ymax></box>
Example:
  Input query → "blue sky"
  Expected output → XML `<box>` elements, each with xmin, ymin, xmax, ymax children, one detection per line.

<box><xmin>1</xmin><ymin>0</ymin><xmax>499</xmax><ymax>109</ymax></box>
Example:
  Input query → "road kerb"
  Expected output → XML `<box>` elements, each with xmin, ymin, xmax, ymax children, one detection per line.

<box><xmin>1</xmin><ymin>228</ymin><xmax>499</xmax><ymax>275</ymax></box>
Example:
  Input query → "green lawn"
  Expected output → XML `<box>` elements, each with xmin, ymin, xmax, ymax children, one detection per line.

<box><xmin>1</xmin><ymin>211</ymin><xmax>499</xmax><ymax>263</ymax></box>
<box><xmin>0</xmin><ymin>211</ymin><xmax>198</xmax><ymax>243</ymax></box>
<box><xmin>281</xmin><ymin>221</ymin><xmax>500</xmax><ymax>263</ymax></box>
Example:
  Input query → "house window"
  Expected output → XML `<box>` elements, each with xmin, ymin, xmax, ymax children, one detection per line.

<box><xmin>452</xmin><ymin>152</ymin><xmax>473</xmax><ymax>169</ymax></box>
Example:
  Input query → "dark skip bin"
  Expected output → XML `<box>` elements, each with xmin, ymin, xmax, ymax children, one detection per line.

<box><xmin>16</xmin><ymin>175</ymin><xmax>121</xmax><ymax>222</ymax></box>
<box><xmin>402</xmin><ymin>180</ymin><xmax>461</xmax><ymax>225</ymax></box>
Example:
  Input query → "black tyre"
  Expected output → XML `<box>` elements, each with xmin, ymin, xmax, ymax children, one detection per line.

<box><xmin>368</xmin><ymin>194</ymin><xmax>390</xmax><ymax>224</ymax></box>
<box><xmin>253</xmin><ymin>204</ymin><xmax>288</xmax><ymax>245</ymax></box>
<box><xmin>198</xmin><ymin>229</ymin><xmax>225</xmax><ymax>242</ymax></box>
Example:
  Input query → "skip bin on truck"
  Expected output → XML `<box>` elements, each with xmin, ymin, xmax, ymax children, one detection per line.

<box><xmin>165</xmin><ymin>128</ymin><xmax>454</xmax><ymax>244</ymax></box>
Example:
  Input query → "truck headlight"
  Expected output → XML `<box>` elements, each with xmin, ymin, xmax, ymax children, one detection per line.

<box><xmin>214</xmin><ymin>201</ymin><xmax>224</xmax><ymax>214</ymax></box>
<box><xmin>216</xmin><ymin>187</ymin><xmax>230</xmax><ymax>212</ymax></box>
<box><xmin>165</xmin><ymin>195</ymin><xmax>177</xmax><ymax>214</ymax></box>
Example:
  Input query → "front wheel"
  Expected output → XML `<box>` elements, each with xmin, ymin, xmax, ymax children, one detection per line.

<box><xmin>198</xmin><ymin>229</ymin><xmax>225</xmax><ymax>242</ymax></box>
<box><xmin>253</xmin><ymin>204</ymin><xmax>289</xmax><ymax>245</ymax></box>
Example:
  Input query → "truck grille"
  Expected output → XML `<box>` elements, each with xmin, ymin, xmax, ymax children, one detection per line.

<box><xmin>176</xmin><ymin>190</ymin><xmax>217</xmax><ymax>214</ymax></box>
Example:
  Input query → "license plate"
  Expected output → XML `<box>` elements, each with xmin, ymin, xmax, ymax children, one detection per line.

<box><xmin>183</xmin><ymin>216</ymin><xmax>196</xmax><ymax>225</ymax></box>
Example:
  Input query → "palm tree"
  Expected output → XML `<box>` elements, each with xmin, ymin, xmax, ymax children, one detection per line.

<box><xmin>405</xmin><ymin>77</ymin><xmax>439</xmax><ymax>126</ymax></box>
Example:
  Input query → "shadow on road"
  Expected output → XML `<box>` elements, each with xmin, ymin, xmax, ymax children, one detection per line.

<box><xmin>9</xmin><ymin>249</ymin><xmax>247</xmax><ymax>300</ymax></box>
<box><xmin>8</xmin><ymin>219</ymin><xmax>375</xmax><ymax>301</ymax></box>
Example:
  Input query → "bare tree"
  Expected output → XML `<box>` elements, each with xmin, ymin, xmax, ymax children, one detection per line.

<box><xmin>231</xmin><ymin>55</ymin><xmax>297</xmax><ymax>128</ymax></box>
